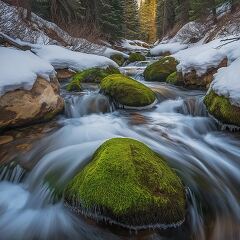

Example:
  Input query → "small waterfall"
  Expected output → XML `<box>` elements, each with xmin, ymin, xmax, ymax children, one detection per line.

<box><xmin>64</xmin><ymin>91</ymin><xmax>114</xmax><ymax>118</ymax></box>
<box><xmin>0</xmin><ymin>163</ymin><xmax>25</xmax><ymax>183</ymax></box>
<box><xmin>181</xmin><ymin>97</ymin><xmax>208</xmax><ymax>117</ymax></box>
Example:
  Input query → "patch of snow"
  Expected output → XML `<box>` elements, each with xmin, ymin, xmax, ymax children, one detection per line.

<box><xmin>173</xmin><ymin>37</ymin><xmax>240</xmax><ymax>76</ymax></box>
<box><xmin>32</xmin><ymin>45</ymin><xmax>118</xmax><ymax>71</ymax></box>
<box><xmin>103</xmin><ymin>48</ymin><xmax>129</xmax><ymax>59</ymax></box>
<box><xmin>150</xmin><ymin>42</ymin><xmax>188</xmax><ymax>56</ymax></box>
<box><xmin>119</xmin><ymin>39</ymin><xmax>148</xmax><ymax>51</ymax></box>
<box><xmin>211</xmin><ymin>57</ymin><xmax>240</xmax><ymax>107</ymax></box>
<box><xmin>0</xmin><ymin>47</ymin><xmax>55</xmax><ymax>96</ymax></box>
<box><xmin>133</xmin><ymin>40</ymin><xmax>150</xmax><ymax>47</ymax></box>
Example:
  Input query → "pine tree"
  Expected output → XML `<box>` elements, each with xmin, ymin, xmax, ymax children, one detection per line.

<box><xmin>123</xmin><ymin>0</ymin><xmax>141</xmax><ymax>39</ymax></box>
<box><xmin>97</xmin><ymin>0</ymin><xmax>124</xmax><ymax>39</ymax></box>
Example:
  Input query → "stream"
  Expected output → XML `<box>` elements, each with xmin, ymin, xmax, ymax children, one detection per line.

<box><xmin>0</xmin><ymin>58</ymin><xmax>240</xmax><ymax>240</ymax></box>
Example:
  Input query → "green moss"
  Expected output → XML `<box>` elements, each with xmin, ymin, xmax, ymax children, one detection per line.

<box><xmin>100</xmin><ymin>74</ymin><xmax>156</xmax><ymax>107</ymax></box>
<box><xmin>144</xmin><ymin>56</ymin><xmax>178</xmax><ymax>82</ymax></box>
<box><xmin>166</xmin><ymin>72</ymin><xmax>178</xmax><ymax>85</ymax></box>
<box><xmin>128</xmin><ymin>52</ymin><xmax>146</xmax><ymax>63</ymax></box>
<box><xmin>110</xmin><ymin>54</ymin><xmax>125</xmax><ymax>66</ymax></box>
<box><xmin>66</xmin><ymin>78</ymin><xmax>82</xmax><ymax>92</ymax></box>
<box><xmin>204</xmin><ymin>90</ymin><xmax>240</xmax><ymax>127</ymax></box>
<box><xmin>67</xmin><ymin>67</ymin><xmax>120</xmax><ymax>91</ymax></box>
<box><xmin>65</xmin><ymin>138</ymin><xmax>186</xmax><ymax>227</ymax></box>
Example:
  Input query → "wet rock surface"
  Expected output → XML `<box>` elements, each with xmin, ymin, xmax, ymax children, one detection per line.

<box><xmin>0</xmin><ymin>77</ymin><xmax>64</xmax><ymax>130</ymax></box>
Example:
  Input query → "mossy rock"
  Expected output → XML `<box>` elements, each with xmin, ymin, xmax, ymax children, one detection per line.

<box><xmin>128</xmin><ymin>52</ymin><xmax>146</xmax><ymax>63</ymax></box>
<box><xmin>166</xmin><ymin>72</ymin><xmax>179</xmax><ymax>85</ymax></box>
<box><xmin>65</xmin><ymin>138</ymin><xmax>186</xmax><ymax>229</ymax></box>
<box><xmin>204</xmin><ymin>90</ymin><xmax>240</xmax><ymax>127</ymax></box>
<box><xmin>110</xmin><ymin>54</ymin><xmax>126</xmax><ymax>66</ymax></box>
<box><xmin>144</xmin><ymin>56</ymin><xmax>178</xmax><ymax>82</ymax></box>
<box><xmin>100</xmin><ymin>74</ymin><xmax>156</xmax><ymax>108</ymax></box>
<box><xmin>67</xmin><ymin>67</ymin><xmax>120</xmax><ymax>91</ymax></box>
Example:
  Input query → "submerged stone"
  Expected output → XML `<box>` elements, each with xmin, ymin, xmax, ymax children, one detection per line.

<box><xmin>144</xmin><ymin>56</ymin><xmax>178</xmax><ymax>82</ymax></box>
<box><xmin>100</xmin><ymin>74</ymin><xmax>156</xmax><ymax>108</ymax></box>
<box><xmin>65</xmin><ymin>138</ymin><xmax>186</xmax><ymax>229</ymax></box>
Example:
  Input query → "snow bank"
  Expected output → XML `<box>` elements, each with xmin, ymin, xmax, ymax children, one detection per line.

<box><xmin>211</xmin><ymin>58</ymin><xmax>240</xmax><ymax>107</ymax></box>
<box><xmin>32</xmin><ymin>45</ymin><xmax>118</xmax><ymax>71</ymax></box>
<box><xmin>173</xmin><ymin>37</ymin><xmax>240</xmax><ymax>76</ymax></box>
<box><xmin>150</xmin><ymin>42</ymin><xmax>188</xmax><ymax>56</ymax></box>
<box><xmin>119</xmin><ymin>39</ymin><xmax>148</xmax><ymax>51</ymax></box>
<box><xmin>103</xmin><ymin>47</ymin><xmax>129</xmax><ymax>59</ymax></box>
<box><xmin>0</xmin><ymin>47</ymin><xmax>55</xmax><ymax>96</ymax></box>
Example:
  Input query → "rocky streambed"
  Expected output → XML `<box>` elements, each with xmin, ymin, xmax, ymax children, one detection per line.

<box><xmin>0</xmin><ymin>57</ymin><xmax>240</xmax><ymax>240</ymax></box>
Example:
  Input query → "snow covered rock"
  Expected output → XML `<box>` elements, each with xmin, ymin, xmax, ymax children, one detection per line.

<box><xmin>0</xmin><ymin>76</ymin><xmax>64</xmax><ymax>129</ymax></box>
<box><xmin>0</xmin><ymin>47</ymin><xmax>64</xmax><ymax>129</ymax></box>
<box><xmin>102</xmin><ymin>47</ymin><xmax>129</xmax><ymax>59</ymax></box>
<box><xmin>150</xmin><ymin>42</ymin><xmax>188</xmax><ymax>56</ymax></box>
<box><xmin>204</xmin><ymin>58</ymin><xmax>240</xmax><ymax>128</ymax></box>
<box><xmin>173</xmin><ymin>39</ymin><xmax>227</xmax><ymax>76</ymax></box>
<box><xmin>211</xmin><ymin>58</ymin><xmax>240</xmax><ymax>106</ymax></box>
<box><xmin>116</xmin><ymin>39</ymin><xmax>149</xmax><ymax>52</ymax></box>
<box><xmin>171</xmin><ymin>37</ymin><xmax>240</xmax><ymax>88</ymax></box>
<box><xmin>177</xmin><ymin>58</ymin><xmax>228</xmax><ymax>88</ymax></box>
<box><xmin>32</xmin><ymin>45</ymin><xmax>118</xmax><ymax>72</ymax></box>
<box><xmin>0</xmin><ymin>47</ymin><xmax>55</xmax><ymax>96</ymax></box>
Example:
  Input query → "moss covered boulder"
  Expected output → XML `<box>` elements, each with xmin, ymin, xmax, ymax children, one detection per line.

<box><xmin>110</xmin><ymin>54</ymin><xmax>126</xmax><ymax>66</ymax></box>
<box><xmin>67</xmin><ymin>67</ymin><xmax>120</xmax><ymax>91</ymax></box>
<box><xmin>65</xmin><ymin>138</ymin><xmax>186</xmax><ymax>229</ymax></box>
<box><xmin>100</xmin><ymin>74</ymin><xmax>156</xmax><ymax>108</ymax></box>
<box><xmin>128</xmin><ymin>52</ymin><xmax>146</xmax><ymax>63</ymax></box>
<box><xmin>144</xmin><ymin>56</ymin><xmax>178</xmax><ymax>82</ymax></box>
<box><xmin>204</xmin><ymin>90</ymin><xmax>240</xmax><ymax>127</ymax></box>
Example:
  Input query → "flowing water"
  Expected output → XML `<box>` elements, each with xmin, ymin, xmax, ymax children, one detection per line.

<box><xmin>0</xmin><ymin>59</ymin><xmax>240</xmax><ymax>240</ymax></box>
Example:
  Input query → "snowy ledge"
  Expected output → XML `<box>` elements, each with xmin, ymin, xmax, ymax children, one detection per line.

<box><xmin>32</xmin><ymin>45</ymin><xmax>118</xmax><ymax>72</ymax></box>
<box><xmin>0</xmin><ymin>47</ymin><xmax>55</xmax><ymax>97</ymax></box>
